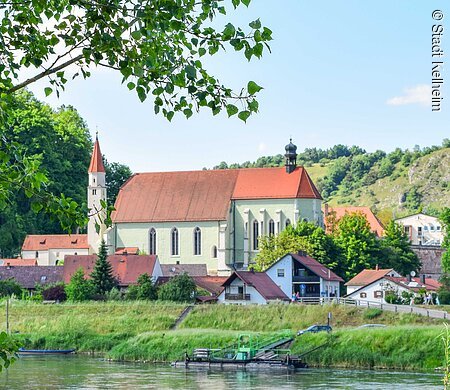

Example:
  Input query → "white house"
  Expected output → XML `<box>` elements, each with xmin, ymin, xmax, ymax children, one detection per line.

<box><xmin>217</xmin><ymin>271</ymin><xmax>289</xmax><ymax>305</ymax></box>
<box><xmin>265</xmin><ymin>252</ymin><xmax>344</xmax><ymax>299</ymax></box>
<box><xmin>345</xmin><ymin>268</ymin><xmax>401</xmax><ymax>295</ymax></box>
<box><xmin>395</xmin><ymin>213</ymin><xmax>444</xmax><ymax>246</ymax></box>
<box><xmin>21</xmin><ymin>234</ymin><xmax>89</xmax><ymax>266</ymax></box>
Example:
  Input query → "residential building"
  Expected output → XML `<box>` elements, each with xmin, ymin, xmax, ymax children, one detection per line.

<box><xmin>21</xmin><ymin>234</ymin><xmax>89</xmax><ymax>266</ymax></box>
<box><xmin>0</xmin><ymin>259</ymin><xmax>37</xmax><ymax>266</ymax></box>
<box><xmin>63</xmin><ymin>254</ymin><xmax>163</xmax><ymax>287</ymax></box>
<box><xmin>323</xmin><ymin>205</ymin><xmax>385</xmax><ymax>237</ymax></box>
<box><xmin>265</xmin><ymin>252</ymin><xmax>344</xmax><ymax>298</ymax></box>
<box><xmin>395</xmin><ymin>213</ymin><xmax>444</xmax><ymax>246</ymax></box>
<box><xmin>217</xmin><ymin>271</ymin><xmax>289</xmax><ymax>305</ymax></box>
<box><xmin>345</xmin><ymin>268</ymin><xmax>401</xmax><ymax>295</ymax></box>
<box><xmin>0</xmin><ymin>266</ymin><xmax>63</xmax><ymax>290</ymax></box>
<box><xmin>107</xmin><ymin>139</ymin><xmax>323</xmax><ymax>275</ymax></box>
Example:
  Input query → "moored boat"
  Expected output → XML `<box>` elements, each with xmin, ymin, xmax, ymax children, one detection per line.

<box><xmin>18</xmin><ymin>348</ymin><xmax>76</xmax><ymax>355</ymax></box>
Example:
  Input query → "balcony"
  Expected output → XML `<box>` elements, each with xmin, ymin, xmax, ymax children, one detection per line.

<box><xmin>293</xmin><ymin>275</ymin><xmax>320</xmax><ymax>283</ymax></box>
<box><xmin>225</xmin><ymin>293</ymin><xmax>251</xmax><ymax>301</ymax></box>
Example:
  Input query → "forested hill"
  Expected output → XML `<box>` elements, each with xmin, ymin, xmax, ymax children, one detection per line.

<box><xmin>213</xmin><ymin>141</ymin><xmax>450</xmax><ymax>224</ymax></box>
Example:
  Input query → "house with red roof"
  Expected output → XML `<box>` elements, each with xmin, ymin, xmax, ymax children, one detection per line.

<box><xmin>218</xmin><ymin>271</ymin><xmax>289</xmax><ymax>305</ymax></box>
<box><xmin>108</xmin><ymin>140</ymin><xmax>323</xmax><ymax>275</ymax></box>
<box><xmin>265</xmin><ymin>252</ymin><xmax>344</xmax><ymax>299</ymax></box>
<box><xmin>21</xmin><ymin>234</ymin><xmax>89</xmax><ymax>266</ymax></box>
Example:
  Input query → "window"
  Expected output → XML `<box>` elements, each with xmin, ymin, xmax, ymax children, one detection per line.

<box><xmin>35</xmin><ymin>251</ymin><xmax>39</xmax><ymax>259</ymax></box>
<box><xmin>418</xmin><ymin>227</ymin><xmax>422</xmax><ymax>236</ymax></box>
<box><xmin>260</xmin><ymin>221</ymin><xmax>264</xmax><ymax>235</ymax></box>
<box><xmin>252</xmin><ymin>220</ymin><xmax>259</xmax><ymax>250</ymax></box>
<box><xmin>437</xmin><ymin>225</ymin><xmax>442</xmax><ymax>231</ymax></box>
<box><xmin>149</xmin><ymin>228</ymin><xmax>157</xmax><ymax>255</ymax></box>
<box><xmin>285</xmin><ymin>219</ymin><xmax>291</xmax><ymax>228</ymax></box>
<box><xmin>40</xmin><ymin>276</ymin><xmax>47</xmax><ymax>283</ymax></box>
<box><xmin>374</xmin><ymin>291</ymin><xmax>383</xmax><ymax>298</ymax></box>
<box><xmin>360</xmin><ymin>292</ymin><xmax>367</xmax><ymax>298</ymax></box>
<box><xmin>269</xmin><ymin>219</ymin><xmax>275</xmax><ymax>235</ymax></box>
<box><xmin>211</xmin><ymin>245</ymin><xmax>218</xmax><ymax>258</ymax></box>
<box><xmin>171</xmin><ymin>228</ymin><xmax>179</xmax><ymax>256</ymax></box>
<box><xmin>238</xmin><ymin>286</ymin><xmax>244</xmax><ymax>294</ymax></box>
<box><xmin>277</xmin><ymin>269</ymin><xmax>285</xmax><ymax>277</ymax></box>
<box><xmin>423</xmin><ymin>226</ymin><xmax>428</xmax><ymax>231</ymax></box>
<box><xmin>74</xmin><ymin>252</ymin><xmax>77</xmax><ymax>256</ymax></box>
<box><xmin>194</xmin><ymin>227</ymin><xmax>201</xmax><ymax>255</ymax></box>
<box><xmin>430</xmin><ymin>225</ymin><xmax>435</xmax><ymax>232</ymax></box>
<box><xmin>92</xmin><ymin>189</ymin><xmax>96</xmax><ymax>195</ymax></box>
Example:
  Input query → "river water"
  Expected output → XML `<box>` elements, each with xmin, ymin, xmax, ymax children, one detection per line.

<box><xmin>0</xmin><ymin>356</ymin><xmax>443</xmax><ymax>389</ymax></box>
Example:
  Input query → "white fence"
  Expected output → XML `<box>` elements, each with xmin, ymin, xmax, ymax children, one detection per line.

<box><xmin>293</xmin><ymin>297</ymin><xmax>449</xmax><ymax>319</ymax></box>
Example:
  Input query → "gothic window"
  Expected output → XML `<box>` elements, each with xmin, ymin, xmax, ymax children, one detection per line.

<box><xmin>285</xmin><ymin>218</ymin><xmax>291</xmax><ymax>228</ymax></box>
<box><xmin>211</xmin><ymin>245</ymin><xmax>218</xmax><ymax>258</ymax></box>
<box><xmin>252</xmin><ymin>220</ymin><xmax>259</xmax><ymax>250</ymax></box>
<box><xmin>194</xmin><ymin>227</ymin><xmax>201</xmax><ymax>256</ymax></box>
<box><xmin>149</xmin><ymin>228</ymin><xmax>157</xmax><ymax>255</ymax></box>
<box><xmin>269</xmin><ymin>219</ymin><xmax>275</xmax><ymax>235</ymax></box>
<box><xmin>92</xmin><ymin>189</ymin><xmax>97</xmax><ymax>195</ymax></box>
<box><xmin>171</xmin><ymin>228</ymin><xmax>179</xmax><ymax>256</ymax></box>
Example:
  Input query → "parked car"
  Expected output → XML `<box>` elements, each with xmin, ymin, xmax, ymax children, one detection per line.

<box><xmin>297</xmin><ymin>325</ymin><xmax>332</xmax><ymax>336</ymax></box>
<box><xmin>356</xmin><ymin>324</ymin><xmax>387</xmax><ymax>329</ymax></box>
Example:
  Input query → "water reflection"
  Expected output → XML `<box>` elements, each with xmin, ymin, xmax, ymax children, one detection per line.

<box><xmin>0</xmin><ymin>355</ymin><xmax>443</xmax><ymax>389</ymax></box>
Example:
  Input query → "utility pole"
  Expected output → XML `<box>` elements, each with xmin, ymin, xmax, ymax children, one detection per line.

<box><xmin>6</xmin><ymin>298</ymin><xmax>9</xmax><ymax>335</ymax></box>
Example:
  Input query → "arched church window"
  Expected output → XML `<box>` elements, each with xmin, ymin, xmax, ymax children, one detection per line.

<box><xmin>211</xmin><ymin>245</ymin><xmax>218</xmax><ymax>258</ymax></box>
<box><xmin>194</xmin><ymin>227</ymin><xmax>201</xmax><ymax>255</ymax></box>
<box><xmin>285</xmin><ymin>219</ymin><xmax>291</xmax><ymax>228</ymax></box>
<box><xmin>92</xmin><ymin>189</ymin><xmax>96</xmax><ymax>195</ymax></box>
<box><xmin>253</xmin><ymin>220</ymin><xmax>259</xmax><ymax>250</ymax></box>
<box><xmin>149</xmin><ymin>228</ymin><xmax>157</xmax><ymax>255</ymax></box>
<box><xmin>269</xmin><ymin>219</ymin><xmax>275</xmax><ymax>235</ymax></box>
<box><xmin>171</xmin><ymin>228</ymin><xmax>179</xmax><ymax>256</ymax></box>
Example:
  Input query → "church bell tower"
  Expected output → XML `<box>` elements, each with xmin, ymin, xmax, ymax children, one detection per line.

<box><xmin>87</xmin><ymin>134</ymin><xmax>107</xmax><ymax>254</ymax></box>
<box><xmin>285</xmin><ymin>138</ymin><xmax>298</xmax><ymax>174</ymax></box>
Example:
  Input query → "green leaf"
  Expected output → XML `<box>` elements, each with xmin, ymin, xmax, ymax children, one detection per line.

<box><xmin>183</xmin><ymin>108</ymin><xmax>193</xmax><ymax>119</ymax></box>
<box><xmin>31</xmin><ymin>202</ymin><xmax>43</xmax><ymax>213</ymax></box>
<box><xmin>131</xmin><ymin>30</ymin><xmax>142</xmax><ymax>40</ymax></box>
<box><xmin>249</xmin><ymin>19</ymin><xmax>261</xmax><ymax>29</ymax></box>
<box><xmin>242</xmin><ymin>0</ymin><xmax>251</xmax><ymax>6</ymax></box>
<box><xmin>136</xmin><ymin>86</ymin><xmax>146</xmax><ymax>102</ymax></box>
<box><xmin>127</xmin><ymin>82</ymin><xmax>135</xmax><ymax>90</ymax></box>
<box><xmin>167</xmin><ymin>111</ymin><xmax>174</xmax><ymax>121</ymax></box>
<box><xmin>223</xmin><ymin>23</ymin><xmax>236</xmax><ymax>39</ymax></box>
<box><xmin>238</xmin><ymin>110</ymin><xmax>251</xmax><ymax>122</ymax></box>
<box><xmin>198</xmin><ymin>48</ymin><xmax>207</xmax><ymax>57</ymax></box>
<box><xmin>44</xmin><ymin>87</ymin><xmax>52</xmax><ymax>96</ymax></box>
<box><xmin>185</xmin><ymin>65</ymin><xmax>196</xmax><ymax>80</ymax></box>
<box><xmin>247</xmin><ymin>81</ymin><xmax>263</xmax><ymax>95</ymax></box>
<box><xmin>226</xmin><ymin>104</ymin><xmax>239</xmax><ymax>117</ymax></box>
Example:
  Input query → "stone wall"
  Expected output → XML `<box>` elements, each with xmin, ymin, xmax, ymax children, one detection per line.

<box><xmin>413</xmin><ymin>245</ymin><xmax>444</xmax><ymax>279</ymax></box>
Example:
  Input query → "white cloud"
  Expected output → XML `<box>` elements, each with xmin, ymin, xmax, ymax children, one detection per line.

<box><xmin>386</xmin><ymin>84</ymin><xmax>431</xmax><ymax>107</ymax></box>
<box><xmin>258</xmin><ymin>142</ymin><xmax>267</xmax><ymax>153</ymax></box>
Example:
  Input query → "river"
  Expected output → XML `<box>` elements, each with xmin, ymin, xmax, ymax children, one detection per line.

<box><xmin>0</xmin><ymin>356</ymin><xmax>443</xmax><ymax>389</ymax></box>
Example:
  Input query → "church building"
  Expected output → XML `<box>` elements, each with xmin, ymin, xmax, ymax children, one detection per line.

<box><xmin>101</xmin><ymin>140</ymin><xmax>323</xmax><ymax>275</ymax></box>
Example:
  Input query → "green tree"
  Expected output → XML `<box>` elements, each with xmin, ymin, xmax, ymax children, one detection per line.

<box><xmin>126</xmin><ymin>273</ymin><xmax>157</xmax><ymax>300</ymax></box>
<box><xmin>333</xmin><ymin>212</ymin><xmax>382</xmax><ymax>280</ymax></box>
<box><xmin>0</xmin><ymin>279</ymin><xmax>22</xmax><ymax>298</ymax></box>
<box><xmin>380</xmin><ymin>221</ymin><xmax>421</xmax><ymax>275</ymax></box>
<box><xmin>440</xmin><ymin>208</ymin><xmax>450</xmax><ymax>273</ymax></box>
<box><xmin>91</xmin><ymin>240</ymin><xmax>117</xmax><ymax>295</ymax></box>
<box><xmin>0</xmin><ymin>332</ymin><xmax>20</xmax><ymax>372</ymax></box>
<box><xmin>104</xmin><ymin>160</ymin><xmax>133</xmax><ymax>206</ymax></box>
<box><xmin>158</xmin><ymin>273</ymin><xmax>196</xmax><ymax>302</ymax></box>
<box><xmin>65</xmin><ymin>268</ymin><xmax>95</xmax><ymax>302</ymax></box>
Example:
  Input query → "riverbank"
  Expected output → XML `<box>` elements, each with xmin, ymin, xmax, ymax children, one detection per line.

<box><xmin>2</xmin><ymin>301</ymin><xmax>446</xmax><ymax>370</ymax></box>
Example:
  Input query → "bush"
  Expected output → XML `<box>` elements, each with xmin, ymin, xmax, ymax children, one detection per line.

<box><xmin>158</xmin><ymin>273</ymin><xmax>196</xmax><ymax>302</ymax></box>
<box><xmin>439</xmin><ymin>290</ymin><xmax>450</xmax><ymax>305</ymax></box>
<box><xmin>0</xmin><ymin>278</ymin><xmax>23</xmax><ymax>298</ymax></box>
<box><xmin>42</xmin><ymin>283</ymin><xmax>67</xmax><ymax>302</ymax></box>
<box><xmin>125</xmin><ymin>274</ymin><xmax>157</xmax><ymax>300</ymax></box>
<box><xmin>105</xmin><ymin>287</ymin><xmax>122</xmax><ymax>301</ymax></box>
<box><xmin>65</xmin><ymin>268</ymin><xmax>95</xmax><ymax>302</ymax></box>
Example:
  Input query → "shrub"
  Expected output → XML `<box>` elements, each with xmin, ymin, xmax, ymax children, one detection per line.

<box><xmin>105</xmin><ymin>287</ymin><xmax>122</xmax><ymax>301</ymax></box>
<box><xmin>0</xmin><ymin>278</ymin><xmax>23</xmax><ymax>298</ymax></box>
<box><xmin>65</xmin><ymin>268</ymin><xmax>95</xmax><ymax>302</ymax></box>
<box><xmin>158</xmin><ymin>273</ymin><xmax>196</xmax><ymax>302</ymax></box>
<box><xmin>363</xmin><ymin>308</ymin><xmax>383</xmax><ymax>320</ymax></box>
<box><xmin>42</xmin><ymin>283</ymin><xmax>67</xmax><ymax>302</ymax></box>
<box><xmin>125</xmin><ymin>274</ymin><xmax>157</xmax><ymax>300</ymax></box>
<box><xmin>439</xmin><ymin>291</ymin><xmax>450</xmax><ymax>305</ymax></box>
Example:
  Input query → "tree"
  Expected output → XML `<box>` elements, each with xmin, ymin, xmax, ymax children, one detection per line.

<box><xmin>158</xmin><ymin>273</ymin><xmax>196</xmax><ymax>302</ymax></box>
<box><xmin>380</xmin><ymin>221</ymin><xmax>421</xmax><ymax>276</ymax></box>
<box><xmin>104</xmin><ymin>160</ymin><xmax>133</xmax><ymax>206</ymax></box>
<box><xmin>0</xmin><ymin>279</ymin><xmax>22</xmax><ymax>298</ymax></box>
<box><xmin>91</xmin><ymin>239</ymin><xmax>117</xmax><ymax>295</ymax></box>
<box><xmin>0</xmin><ymin>332</ymin><xmax>20</xmax><ymax>372</ymax></box>
<box><xmin>333</xmin><ymin>212</ymin><xmax>382</xmax><ymax>280</ymax></box>
<box><xmin>440</xmin><ymin>208</ymin><xmax>450</xmax><ymax>273</ymax></box>
<box><xmin>126</xmin><ymin>273</ymin><xmax>157</xmax><ymax>300</ymax></box>
<box><xmin>65</xmin><ymin>268</ymin><xmax>95</xmax><ymax>301</ymax></box>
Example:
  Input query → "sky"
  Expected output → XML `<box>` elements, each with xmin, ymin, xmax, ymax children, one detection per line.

<box><xmin>25</xmin><ymin>0</ymin><xmax>450</xmax><ymax>172</ymax></box>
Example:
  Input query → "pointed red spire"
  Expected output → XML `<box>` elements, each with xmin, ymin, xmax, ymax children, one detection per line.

<box><xmin>88</xmin><ymin>135</ymin><xmax>105</xmax><ymax>173</ymax></box>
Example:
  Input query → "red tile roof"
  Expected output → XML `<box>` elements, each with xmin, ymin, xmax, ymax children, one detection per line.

<box><xmin>193</xmin><ymin>276</ymin><xmax>227</xmax><ymax>295</ymax></box>
<box><xmin>386</xmin><ymin>276</ymin><xmax>441</xmax><ymax>292</ymax></box>
<box><xmin>115</xmin><ymin>247</ymin><xmax>140</xmax><ymax>255</ymax></box>
<box><xmin>223</xmin><ymin>271</ymin><xmax>289</xmax><ymax>301</ymax></box>
<box><xmin>63</xmin><ymin>255</ymin><xmax>158</xmax><ymax>286</ymax></box>
<box><xmin>113</xmin><ymin>167</ymin><xmax>321</xmax><ymax>223</ymax></box>
<box><xmin>22</xmin><ymin>234</ymin><xmax>89</xmax><ymax>251</ymax></box>
<box><xmin>324</xmin><ymin>206</ymin><xmax>385</xmax><ymax>236</ymax></box>
<box><xmin>0</xmin><ymin>259</ymin><xmax>37</xmax><ymax>266</ymax></box>
<box><xmin>290</xmin><ymin>253</ymin><xmax>344</xmax><ymax>282</ymax></box>
<box><xmin>345</xmin><ymin>269</ymin><xmax>395</xmax><ymax>286</ymax></box>
<box><xmin>88</xmin><ymin>137</ymin><xmax>105</xmax><ymax>173</ymax></box>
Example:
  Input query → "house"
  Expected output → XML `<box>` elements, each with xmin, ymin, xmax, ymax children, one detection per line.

<box><xmin>346</xmin><ymin>268</ymin><xmax>401</xmax><ymax>295</ymax></box>
<box><xmin>217</xmin><ymin>271</ymin><xmax>289</xmax><ymax>305</ymax></box>
<box><xmin>265</xmin><ymin>252</ymin><xmax>344</xmax><ymax>298</ymax></box>
<box><xmin>106</xmin><ymin>139</ymin><xmax>323</xmax><ymax>275</ymax></box>
<box><xmin>63</xmin><ymin>254</ymin><xmax>163</xmax><ymax>287</ymax></box>
<box><xmin>345</xmin><ymin>268</ymin><xmax>440</xmax><ymax>303</ymax></box>
<box><xmin>21</xmin><ymin>234</ymin><xmax>89</xmax><ymax>266</ymax></box>
<box><xmin>0</xmin><ymin>266</ymin><xmax>63</xmax><ymax>290</ymax></box>
<box><xmin>395</xmin><ymin>213</ymin><xmax>444</xmax><ymax>246</ymax></box>
<box><xmin>323</xmin><ymin>205</ymin><xmax>385</xmax><ymax>237</ymax></box>
<box><xmin>0</xmin><ymin>259</ymin><xmax>37</xmax><ymax>266</ymax></box>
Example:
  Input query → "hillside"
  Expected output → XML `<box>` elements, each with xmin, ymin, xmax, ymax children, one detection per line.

<box><xmin>215</xmin><ymin>143</ymin><xmax>450</xmax><ymax>224</ymax></box>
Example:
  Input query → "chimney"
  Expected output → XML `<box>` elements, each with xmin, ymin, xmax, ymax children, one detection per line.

<box><xmin>375</xmin><ymin>264</ymin><xmax>379</xmax><ymax>271</ymax></box>
<box><xmin>420</xmin><ymin>274</ymin><xmax>426</xmax><ymax>284</ymax></box>
<box><xmin>6</xmin><ymin>262</ymin><xmax>10</xmax><ymax>270</ymax></box>
<box><xmin>324</xmin><ymin>203</ymin><xmax>329</xmax><ymax>217</ymax></box>
<box><xmin>123</xmin><ymin>249</ymin><xmax>128</xmax><ymax>256</ymax></box>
